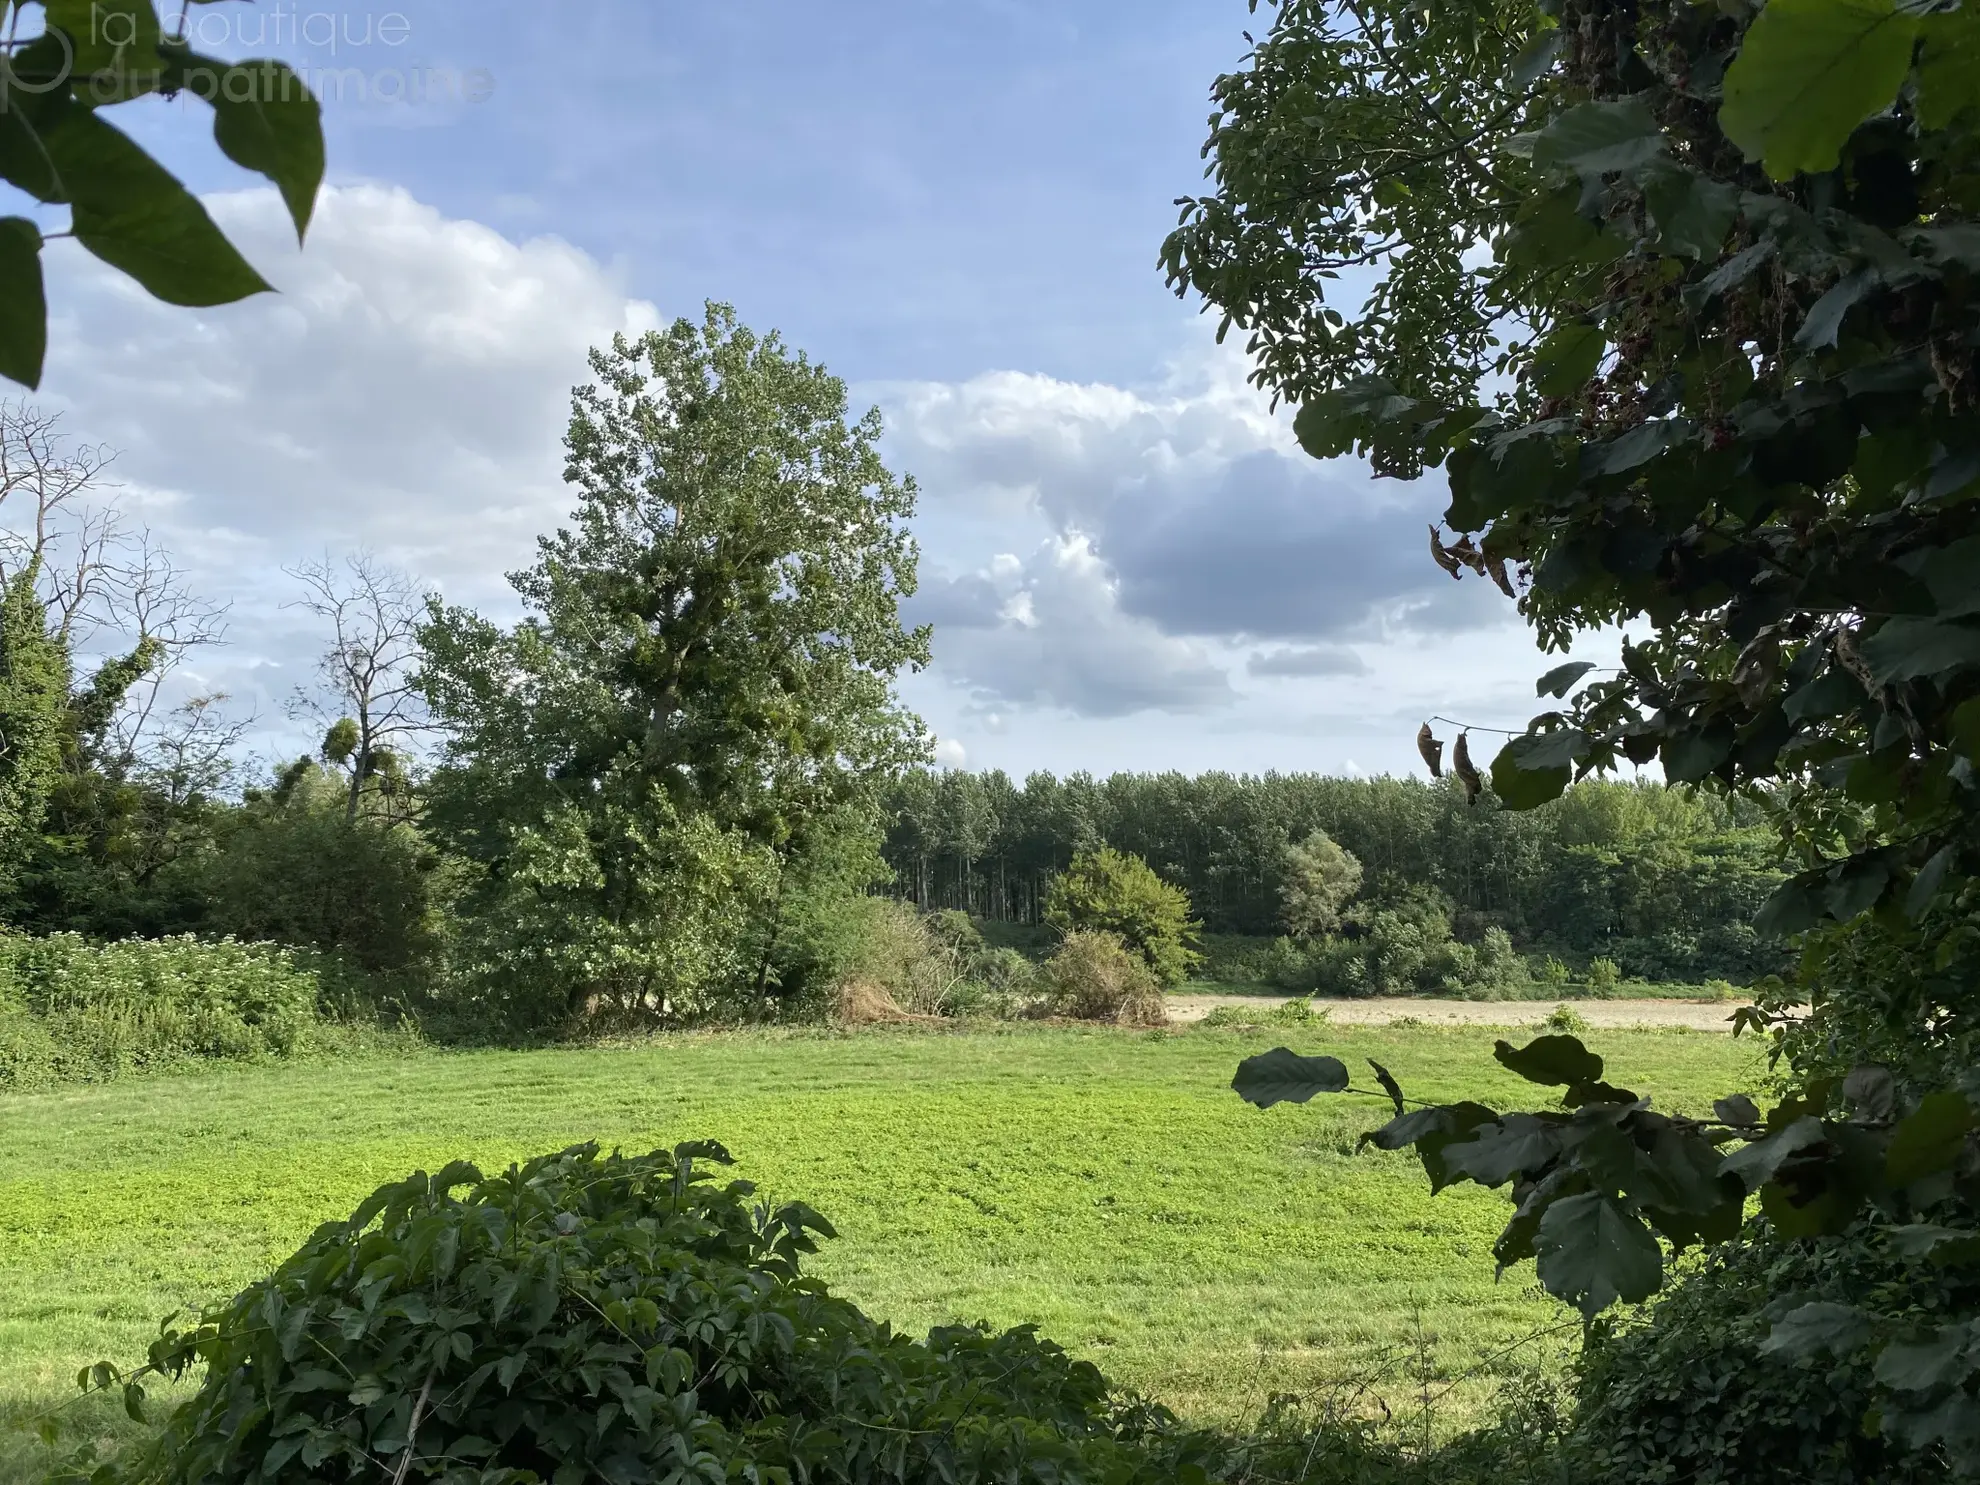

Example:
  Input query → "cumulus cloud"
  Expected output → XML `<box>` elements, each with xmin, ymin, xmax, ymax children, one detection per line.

<box><xmin>874</xmin><ymin>357</ymin><xmax>1520</xmax><ymax>723</ymax></box>
<box><xmin>928</xmin><ymin>534</ymin><xmax>1233</xmax><ymax>718</ymax></box>
<box><xmin>35</xmin><ymin>183</ymin><xmax>661</xmax><ymax>731</ymax></box>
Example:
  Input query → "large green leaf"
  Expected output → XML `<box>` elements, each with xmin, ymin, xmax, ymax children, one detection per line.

<box><xmin>1532</xmin><ymin>1191</ymin><xmax>1664</xmax><ymax>1316</ymax></box>
<box><xmin>1887</xmin><ymin>1091</ymin><xmax>1976</xmax><ymax>1186</ymax></box>
<box><xmin>1720</xmin><ymin>0</ymin><xmax>1918</xmax><ymax>180</ymax></box>
<box><xmin>1531</xmin><ymin>100</ymin><xmax>1665</xmax><ymax>180</ymax></box>
<box><xmin>198</xmin><ymin>58</ymin><xmax>324</xmax><ymax>240</ymax></box>
<box><xmin>1643</xmin><ymin>166</ymin><xmax>1740</xmax><ymax>260</ymax></box>
<box><xmin>0</xmin><ymin>217</ymin><xmax>47</xmax><ymax>389</ymax></box>
<box><xmin>1490</xmin><ymin>731</ymin><xmax>1578</xmax><ymax>809</ymax></box>
<box><xmin>1231</xmin><ymin>1047</ymin><xmax>1350</xmax><ymax>1108</ymax></box>
<box><xmin>1493</xmin><ymin>1034</ymin><xmax>1604</xmax><ymax>1088</ymax></box>
<box><xmin>1760</xmin><ymin>1300</ymin><xmax>1878</xmax><ymax>1358</ymax></box>
<box><xmin>1917</xmin><ymin>9</ymin><xmax>1980</xmax><ymax>130</ymax></box>
<box><xmin>1719</xmin><ymin>1113</ymin><xmax>1826</xmax><ymax>1190</ymax></box>
<box><xmin>42</xmin><ymin>111</ymin><xmax>270</xmax><ymax>307</ymax></box>
<box><xmin>1860</xmin><ymin>617</ymin><xmax>1980</xmax><ymax>684</ymax></box>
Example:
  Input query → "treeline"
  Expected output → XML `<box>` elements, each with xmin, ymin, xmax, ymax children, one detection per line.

<box><xmin>882</xmin><ymin>769</ymin><xmax>1787</xmax><ymax>982</ymax></box>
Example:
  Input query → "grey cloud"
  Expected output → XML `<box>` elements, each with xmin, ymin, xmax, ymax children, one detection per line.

<box><xmin>1247</xmin><ymin>644</ymin><xmax>1369</xmax><ymax>678</ymax></box>
<box><xmin>931</xmin><ymin>537</ymin><xmax>1234</xmax><ymax>718</ymax></box>
<box><xmin>1106</xmin><ymin>450</ymin><xmax>1510</xmax><ymax>642</ymax></box>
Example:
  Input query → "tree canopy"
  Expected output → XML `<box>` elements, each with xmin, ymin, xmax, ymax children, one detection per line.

<box><xmin>418</xmin><ymin>305</ymin><xmax>931</xmax><ymax>1026</ymax></box>
<box><xmin>1177</xmin><ymin>0</ymin><xmax>1980</xmax><ymax>1459</ymax></box>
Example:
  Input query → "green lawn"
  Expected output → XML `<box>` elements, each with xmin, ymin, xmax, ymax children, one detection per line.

<box><xmin>0</xmin><ymin>1022</ymin><xmax>1763</xmax><ymax>1478</ymax></box>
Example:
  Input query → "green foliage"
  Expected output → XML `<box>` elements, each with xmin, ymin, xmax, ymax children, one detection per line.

<box><xmin>1584</xmin><ymin>957</ymin><xmax>1620</xmax><ymax>999</ymax></box>
<box><xmin>0</xmin><ymin>1</ymin><xmax>325</xmax><ymax>387</ymax></box>
<box><xmin>1159</xmin><ymin>0</ymin><xmax>1546</xmax><ymax>467</ymax></box>
<box><xmin>419</xmin><ymin>306</ymin><xmax>930</xmax><ymax>1030</ymax></box>
<box><xmin>1233</xmin><ymin>1035</ymin><xmax>1980</xmax><ymax>1462</ymax></box>
<box><xmin>0</xmin><ymin>932</ymin><xmax>370</xmax><ymax>1087</ymax></box>
<box><xmin>1573</xmin><ymin>1219</ymin><xmax>1977</xmax><ymax>1485</ymax></box>
<box><xmin>1280</xmin><ymin>829</ymin><xmax>1363</xmax><ymax>938</ymax></box>
<box><xmin>0</xmin><ymin>568</ymin><xmax>69</xmax><ymax>890</ymax></box>
<box><xmin>1182</xmin><ymin>0</ymin><xmax>1980</xmax><ymax>1467</ymax></box>
<box><xmin>1044</xmin><ymin>847</ymin><xmax>1200</xmax><ymax>986</ymax></box>
<box><xmin>1543</xmin><ymin>1004</ymin><xmax>1590</xmax><ymax>1038</ymax></box>
<box><xmin>1037</xmin><ymin>929</ymin><xmax>1165</xmax><ymax>1025</ymax></box>
<box><xmin>881</xmin><ymin>771</ymin><xmax>1783</xmax><ymax>983</ymax></box>
<box><xmin>95</xmin><ymin>1141</ymin><xmax>1186</xmax><ymax>1485</ymax></box>
<box><xmin>192</xmin><ymin>763</ymin><xmax>451</xmax><ymax>980</ymax></box>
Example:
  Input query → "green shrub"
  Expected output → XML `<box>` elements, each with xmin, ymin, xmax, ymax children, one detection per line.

<box><xmin>1044</xmin><ymin>848</ymin><xmax>1202</xmax><ymax>986</ymax></box>
<box><xmin>1543</xmin><ymin>1003</ymin><xmax>1591</xmax><ymax>1036</ymax></box>
<box><xmin>1535</xmin><ymin>954</ymin><xmax>1572</xmax><ymax>987</ymax></box>
<box><xmin>101</xmin><ymin>1142</ymin><xmax>1188</xmax><ymax>1485</ymax></box>
<box><xmin>0</xmin><ymin>933</ymin><xmax>366</xmax><ymax>1088</ymax></box>
<box><xmin>1038</xmin><ymin>929</ymin><xmax>1166</xmax><ymax>1024</ymax></box>
<box><xmin>1572</xmin><ymin>1220</ymin><xmax>1977</xmax><ymax>1485</ymax></box>
<box><xmin>1585</xmin><ymin>957</ymin><xmax>1621</xmax><ymax>998</ymax></box>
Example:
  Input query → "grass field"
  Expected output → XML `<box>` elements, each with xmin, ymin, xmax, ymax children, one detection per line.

<box><xmin>0</xmin><ymin>1022</ymin><xmax>1764</xmax><ymax>1480</ymax></box>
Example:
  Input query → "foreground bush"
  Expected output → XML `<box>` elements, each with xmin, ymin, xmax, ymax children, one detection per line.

<box><xmin>1572</xmin><ymin>1219</ymin><xmax>1974</xmax><ymax>1485</ymax></box>
<box><xmin>100</xmin><ymin>1142</ymin><xmax>1194</xmax><ymax>1485</ymax></box>
<box><xmin>0</xmin><ymin>934</ymin><xmax>375</xmax><ymax>1088</ymax></box>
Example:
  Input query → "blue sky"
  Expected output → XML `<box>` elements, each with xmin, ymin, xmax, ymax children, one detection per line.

<box><xmin>27</xmin><ymin>1</ymin><xmax>1572</xmax><ymax>780</ymax></box>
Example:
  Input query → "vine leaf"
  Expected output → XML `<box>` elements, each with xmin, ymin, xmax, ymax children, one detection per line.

<box><xmin>1720</xmin><ymin>0</ymin><xmax>1918</xmax><ymax>180</ymax></box>
<box><xmin>1231</xmin><ymin>1047</ymin><xmax>1350</xmax><ymax>1108</ymax></box>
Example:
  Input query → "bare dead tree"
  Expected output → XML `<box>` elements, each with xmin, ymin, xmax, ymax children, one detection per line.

<box><xmin>144</xmin><ymin>693</ymin><xmax>254</xmax><ymax>808</ymax></box>
<box><xmin>0</xmin><ymin>401</ymin><xmax>232</xmax><ymax>776</ymax></box>
<box><xmin>286</xmin><ymin>551</ymin><xmax>433</xmax><ymax>824</ymax></box>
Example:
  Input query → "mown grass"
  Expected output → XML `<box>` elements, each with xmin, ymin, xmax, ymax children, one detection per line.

<box><xmin>0</xmin><ymin>1021</ymin><xmax>1761</xmax><ymax>1481</ymax></box>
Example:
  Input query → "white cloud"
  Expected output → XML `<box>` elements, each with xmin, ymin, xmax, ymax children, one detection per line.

<box><xmin>35</xmin><ymin>183</ymin><xmax>662</xmax><ymax>734</ymax></box>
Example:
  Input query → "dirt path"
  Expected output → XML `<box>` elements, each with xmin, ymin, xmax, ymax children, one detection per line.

<box><xmin>1164</xmin><ymin>992</ymin><xmax>1747</xmax><ymax>1032</ymax></box>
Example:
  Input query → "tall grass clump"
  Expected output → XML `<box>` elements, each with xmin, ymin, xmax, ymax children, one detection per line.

<box><xmin>0</xmin><ymin>933</ymin><xmax>393</xmax><ymax>1088</ymax></box>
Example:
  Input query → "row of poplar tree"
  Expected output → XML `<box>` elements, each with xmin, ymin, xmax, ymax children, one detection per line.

<box><xmin>880</xmin><ymin>767</ymin><xmax>1787</xmax><ymax>981</ymax></box>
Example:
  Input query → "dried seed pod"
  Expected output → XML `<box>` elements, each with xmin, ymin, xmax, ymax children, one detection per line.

<box><xmin>1417</xmin><ymin>722</ymin><xmax>1444</xmax><ymax>779</ymax></box>
<box><xmin>1453</xmin><ymin>732</ymin><xmax>1483</xmax><ymax>806</ymax></box>
<box><xmin>1428</xmin><ymin>525</ymin><xmax>1463</xmax><ymax>579</ymax></box>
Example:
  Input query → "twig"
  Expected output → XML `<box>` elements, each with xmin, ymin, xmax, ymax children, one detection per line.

<box><xmin>390</xmin><ymin>1368</ymin><xmax>437</xmax><ymax>1485</ymax></box>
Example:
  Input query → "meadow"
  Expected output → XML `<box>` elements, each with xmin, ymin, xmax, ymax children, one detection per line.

<box><xmin>0</xmin><ymin>1019</ymin><xmax>1762</xmax><ymax>1482</ymax></box>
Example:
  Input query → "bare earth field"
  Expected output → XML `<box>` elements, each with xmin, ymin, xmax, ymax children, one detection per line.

<box><xmin>1165</xmin><ymin>993</ymin><xmax>1747</xmax><ymax>1032</ymax></box>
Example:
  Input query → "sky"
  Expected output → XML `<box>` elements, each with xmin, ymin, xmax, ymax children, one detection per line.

<box><xmin>22</xmin><ymin>0</ymin><xmax>1591</xmax><ymax>780</ymax></box>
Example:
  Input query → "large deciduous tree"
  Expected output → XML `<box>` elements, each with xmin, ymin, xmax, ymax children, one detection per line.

<box><xmin>419</xmin><ymin>305</ymin><xmax>930</xmax><ymax>1028</ymax></box>
<box><xmin>1177</xmin><ymin>0</ymin><xmax>1980</xmax><ymax>1462</ymax></box>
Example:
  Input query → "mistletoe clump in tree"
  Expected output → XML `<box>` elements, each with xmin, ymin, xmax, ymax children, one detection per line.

<box><xmin>418</xmin><ymin>305</ymin><xmax>930</xmax><ymax>1030</ymax></box>
<box><xmin>1168</xmin><ymin>0</ymin><xmax>1980</xmax><ymax>1466</ymax></box>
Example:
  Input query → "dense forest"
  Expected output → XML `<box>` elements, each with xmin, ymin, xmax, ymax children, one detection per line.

<box><xmin>881</xmin><ymin>769</ymin><xmax>1785</xmax><ymax>981</ymax></box>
